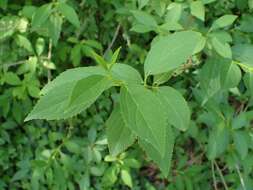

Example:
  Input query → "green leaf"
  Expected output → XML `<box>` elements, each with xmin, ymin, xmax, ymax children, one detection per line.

<box><xmin>49</xmin><ymin>15</ymin><xmax>62</xmax><ymax>46</ymax></box>
<box><xmin>157</xmin><ymin>87</ymin><xmax>190</xmax><ymax>131</ymax></box>
<box><xmin>57</xmin><ymin>3</ymin><xmax>80</xmax><ymax>28</ymax></box>
<box><xmin>211</xmin><ymin>37</ymin><xmax>232</xmax><ymax>59</ymax></box>
<box><xmin>120</xmin><ymin>84</ymin><xmax>167</xmax><ymax>156</ymax></box>
<box><xmin>120</xmin><ymin>169</ymin><xmax>133</xmax><ymax>188</ymax></box>
<box><xmin>144</xmin><ymin>31</ymin><xmax>204</xmax><ymax>75</ymax></box>
<box><xmin>110</xmin><ymin>64</ymin><xmax>143</xmax><ymax>85</ymax></box>
<box><xmin>220</xmin><ymin>62</ymin><xmax>241</xmax><ymax>89</ymax></box>
<box><xmin>244</xmin><ymin>72</ymin><xmax>253</xmax><ymax>97</ymax></box>
<box><xmin>35</xmin><ymin>37</ymin><xmax>45</xmax><ymax>56</ymax></box>
<box><xmin>139</xmin><ymin>125</ymin><xmax>174</xmax><ymax>177</ymax></box>
<box><xmin>4</xmin><ymin>72</ymin><xmax>22</xmax><ymax>85</ymax></box>
<box><xmin>207</xmin><ymin>123</ymin><xmax>230</xmax><ymax>160</ymax></box>
<box><xmin>131</xmin><ymin>10</ymin><xmax>157</xmax><ymax>28</ymax></box>
<box><xmin>110</xmin><ymin>47</ymin><xmax>121</xmax><ymax>66</ymax></box>
<box><xmin>106</xmin><ymin>105</ymin><xmax>136</xmax><ymax>156</ymax></box>
<box><xmin>31</xmin><ymin>3</ymin><xmax>52</xmax><ymax>29</ymax></box>
<box><xmin>190</xmin><ymin>0</ymin><xmax>205</xmax><ymax>21</ymax></box>
<box><xmin>233</xmin><ymin>131</ymin><xmax>249</xmax><ymax>159</ymax></box>
<box><xmin>232</xmin><ymin>44</ymin><xmax>253</xmax><ymax>71</ymax></box>
<box><xmin>25</xmin><ymin>67</ymin><xmax>111</xmax><ymax>120</ymax></box>
<box><xmin>70</xmin><ymin>44</ymin><xmax>82</xmax><ymax>67</ymax></box>
<box><xmin>91</xmin><ymin>51</ymin><xmax>108</xmax><ymax>69</ymax></box>
<box><xmin>210</xmin><ymin>15</ymin><xmax>237</xmax><ymax>31</ymax></box>
<box><xmin>15</xmin><ymin>34</ymin><xmax>34</xmax><ymax>53</ymax></box>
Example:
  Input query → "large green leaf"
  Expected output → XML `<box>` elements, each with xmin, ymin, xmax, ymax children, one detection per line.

<box><xmin>139</xmin><ymin>125</ymin><xmax>174</xmax><ymax>177</ymax></box>
<box><xmin>31</xmin><ymin>3</ymin><xmax>52</xmax><ymax>29</ymax></box>
<box><xmin>25</xmin><ymin>67</ymin><xmax>112</xmax><ymax>121</ymax></box>
<box><xmin>120</xmin><ymin>84</ymin><xmax>167</xmax><ymax>156</ymax></box>
<box><xmin>144</xmin><ymin>31</ymin><xmax>204</xmax><ymax>75</ymax></box>
<box><xmin>57</xmin><ymin>3</ymin><xmax>80</xmax><ymax>28</ymax></box>
<box><xmin>106</xmin><ymin>105</ymin><xmax>136</xmax><ymax>156</ymax></box>
<box><xmin>157</xmin><ymin>87</ymin><xmax>190</xmax><ymax>131</ymax></box>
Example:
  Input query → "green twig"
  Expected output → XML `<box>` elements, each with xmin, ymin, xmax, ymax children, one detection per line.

<box><xmin>236</xmin><ymin>164</ymin><xmax>246</xmax><ymax>190</ymax></box>
<box><xmin>211</xmin><ymin>161</ymin><xmax>218</xmax><ymax>190</ymax></box>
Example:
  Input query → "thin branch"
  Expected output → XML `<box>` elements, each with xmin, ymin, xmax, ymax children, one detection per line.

<box><xmin>103</xmin><ymin>24</ymin><xmax>121</xmax><ymax>58</ymax></box>
<box><xmin>211</xmin><ymin>161</ymin><xmax>218</xmax><ymax>190</ymax></box>
<box><xmin>236</xmin><ymin>164</ymin><xmax>246</xmax><ymax>190</ymax></box>
<box><xmin>214</xmin><ymin>160</ymin><xmax>229</xmax><ymax>190</ymax></box>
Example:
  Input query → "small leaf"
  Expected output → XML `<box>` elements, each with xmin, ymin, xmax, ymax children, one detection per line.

<box><xmin>35</xmin><ymin>37</ymin><xmax>45</xmax><ymax>56</ymax></box>
<box><xmin>106</xmin><ymin>105</ymin><xmax>136</xmax><ymax>156</ymax></box>
<box><xmin>110</xmin><ymin>47</ymin><xmax>121</xmax><ymax>66</ymax></box>
<box><xmin>31</xmin><ymin>3</ymin><xmax>52</xmax><ymax>29</ymax></box>
<box><xmin>91</xmin><ymin>51</ymin><xmax>108</xmax><ymax>69</ymax></box>
<box><xmin>57</xmin><ymin>3</ymin><xmax>80</xmax><ymax>28</ymax></box>
<box><xmin>15</xmin><ymin>34</ymin><xmax>34</xmax><ymax>53</ymax></box>
<box><xmin>4</xmin><ymin>72</ymin><xmax>22</xmax><ymax>85</ymax></box>
<box><xmin>190</xmin><ymin>0</ymin><xmax>205</xmax><ymax>21</ymax></box>
<box><xmin>210</xmin><ymin>15</ymin><xmax>237</xmax><ymax>31</ymax></box>
<box><xmin>121</xmin><ymin>169</ymin><xmax>133</xmax><ymax>188</ymax></box>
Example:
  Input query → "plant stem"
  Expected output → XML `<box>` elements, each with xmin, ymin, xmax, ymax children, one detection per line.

<box><xmin>236</xmin><ymin>164</ymin><xmax>246</xmax><ymax>190</ymax></box>
<box><xmin>214</xmin><ymin>160</ymin><xmax>229</xmax><ymax>190</ymax></box>
<box><xmin>47</xmin><ymin>39</ymin><xmax>52</xmax><ymax>82</ymax></box>
<box><xmin>211</xmin><ymin>161</ymin><xmax>218</xmax><ymax>190</ymax></box>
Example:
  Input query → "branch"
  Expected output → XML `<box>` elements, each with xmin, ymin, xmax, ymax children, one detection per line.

<box><xmin>103</xmin><ymin>23</ymin><xmax>121</xmax><ymax>58</ymax></box>
<box><xmin>236</xmin><ymin>164</ymin><xmax>246</xmax><ymax>190</ymax></box>
<box><xmin>214</xmin><ymin>160</ymin><xmax>229</xmax><ymax>190</ymax></box>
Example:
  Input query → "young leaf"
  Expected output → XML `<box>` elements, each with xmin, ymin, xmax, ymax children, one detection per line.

<box><xmin>139</xmin><ymin>125</ymin><xmax>174</xmax><ymax>177</ymax></box>
<box><xmin>120</xmin><ymin>84</ymin><xmax>167</xmax><ymax>156</ymax></box>
<box><xmin>190</xmin><ymin>0</ymin><xmax>205</xmax><ymax>21</ymax></box>
<box><xmin>35</xmin><ymin>37</ymin><xmax>45</xmax><ymax>56</ymax></box>
<box><xmin>210</xmin><ymin>15</ymin><xmax>237</xmax><ymax>31</ymax></box>
<box><xmin>157</xmin><ymin>87</ymin><xmax>190</xmax><ymax>131</ymax></box>
<box><xmin>57</xmin><ymin>3</ymin><xmax>80</xmax><ymax>28</ymax></box>
<box><xmin>120</xmin><ymin>169</ymin><xmax>133</xmax><ymax>188</ymax></box>
<box><xmin>91</xmin><ymin>51</ymin><xmax>109</xmax><ymax>69</ymax></box>
<box><xmin>144</xmin><ymin>31</ymin><xmax>204</xmax><ymax>75</ymax></box>
<box><xmin>106</xmin><ymin>105</ymin><xmax>136</xmax><ymax>156</ymax></box>
<box><xmin>211</xmin><ymin>37</ymin><xmax>232</xmax><ymax>59</ymax></box>
<box><xmin>110</xmin><ymin>47</ymin><xmax>121</xmax><ymax>66</ymax></box>
<box><xmin>31</xmin><ymin>3</ymin><xmax>52</xmax><ymax>29</ymax></box>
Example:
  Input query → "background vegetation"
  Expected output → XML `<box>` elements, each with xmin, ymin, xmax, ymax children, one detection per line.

<box><xmin>1</xmin><ymin>0</ymin><xmax>253</xmax><ymax>189</ymax></box>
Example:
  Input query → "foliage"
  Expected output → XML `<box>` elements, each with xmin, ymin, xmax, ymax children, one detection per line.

<box><xmin>1</xmin><ymin>0</ymin><xmax>253</xmax><ymax>189</ymax></box>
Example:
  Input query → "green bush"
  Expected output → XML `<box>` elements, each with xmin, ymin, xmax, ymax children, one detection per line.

<box><xmin>1</xmin><ymin>0</ymin><xmax>253</xmax><ymax>189</ymax></box>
